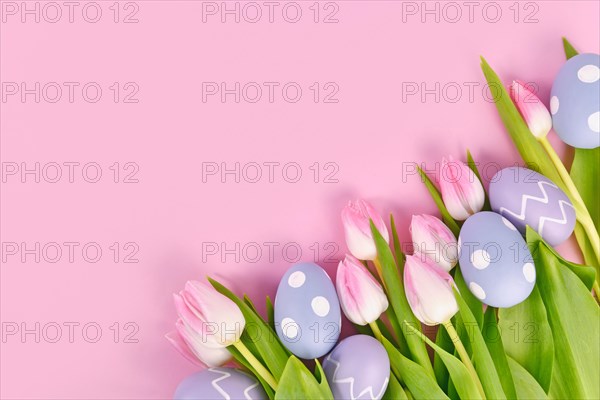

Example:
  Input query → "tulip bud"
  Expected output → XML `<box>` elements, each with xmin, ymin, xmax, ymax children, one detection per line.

<box><xmin>404</xmin><ymin>254</ymin><xmax>458</xmax><ymax>326</ymax></box>
<box><xmin>509</xmin><ymin>80</ymin><xmax>552</xmax><ymax>139</ymax></box>
<box><xmin>410</xmin><ymin>214</ymin><xmax>458</xmax><ymax>272</ymax></box>
<box><xmin>439</xmin><ymin>157</ymin><xmax>485</xmax><ymax>221</ymax></box>
<box><xmin>173</xmin><ymin>280</ymin><xmax>246</xmax><ymax>348</ymax></box>
<box><xmin>165</xmin><ymin>321</ymin><xmax>232</xmax><ymax>367</ymax></box>
<box><xmin>341</xmin><ymin>199</ymin><xmax>389</xmax><ymax>260</ymax></box>
<box><xmin>336</xmin><ymin>254</ymin><xmax>389</xmax><ymax>326</ymax></box>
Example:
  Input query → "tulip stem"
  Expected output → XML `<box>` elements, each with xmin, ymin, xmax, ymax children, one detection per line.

<box><xmin>443</xmin><ymin>320</ymin><xmax>486</xmax><ymax>399</ymax></box>
<box><xmin>369</xmin><ymin>321</ymin><xmax>384</xmax><ymax>342</ymax></box>
<box><xmin>232</xmin><ymin>340</ymin><xmax>278</xmax><ymax>391</ymax></box>
<box><xmin>539</xmin><ymin>137</ymin><xmax>600</xmax><ymax>279</ymax></box>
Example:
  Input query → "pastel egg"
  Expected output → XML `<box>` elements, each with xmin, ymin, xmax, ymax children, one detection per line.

<box><xmin>489</xmin><ymin>166</ymin><xmax>575</xmax><ymax>246</ymax></box>
<box><xmin>174</xmin><ymin>367</ymin><xmax>267</xmax><ymax>400</ymax></box>
<box><xmin>550</xmin><ymin>53</ymin><xmax>600</xmax><ymax>149</ymax></box>
<box><xmin>274</xmin><ymin>262</ymin><xmax>341</xmax><ymax>359</ymax></box>
<box><xmin>323</xmin><ymin>335</ymin><xmax>390</xmax><ymax>400</ymax></box>
<box><xmin>458</xmin><ymin>212</ymin><xmax>535</xmax><ymax>308</ymax></box>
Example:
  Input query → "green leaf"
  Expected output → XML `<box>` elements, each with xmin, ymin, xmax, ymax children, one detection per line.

<box><xmin>275</xmin><ymin>357</ymin><xmax>333</xmax><ymax>400</ymax></box>
<box><xmin>466</xmin><ymin>149</ymin><xmax>491</xmax><ymax>211</ymax></box>
<box><xmin>562</xmin><ymin>37</ymin><xmax>579</xmax><ymax>59</ymax></box>
<box><xmin>507</xmin><ymin>357</ymin><xmax>549</xmax><ymax>400</ymax></box>
<box><xmin>383</xmin><ymin>373</ymin><xmax>409</xmax><ymax>400</ymax></box>
<box><xmin>227</xmin><ymin>346</ymin><xmax>275</xmax><ymax>400</ymax></box>
<box><xmin>416</xmin><ymin>166</ymin><xmax>461</xmax><ymax>236</ymax></box>
<box><xmin>482</xmin><ymin>307</ymin><xmax>517</xmax><ymax>399</ymax></box>
<box><xmin>480</xmin><ymin>58</ymin><xmax>565</xmax><ymax>191</ymax></box>
<box><xmin>390</xmin><ymin>214</ymin><xmax>406</xmax><ymax>268</ymax></box>
<box><xmin>527</xmin><ymin>228</ymin><xmax>600</xmax><ymax>399</ymax></box>
<box><xmin>370</xmin><ymin>221</ymin><xmax>435</xmax><ymax>378</ymax></box>
<box><xmin>266</xmin><ymin>296</ymin><xmax>275</xmax><ymax>328</ymax></box>
<box><xmin>498</xmin><ymin>285</ymin><xmax>554</xmax><ymax>392</ymax></box>
<box><xmin>209</xmin><ymin>278</ymin><xmax>290</xmax><ymax>380</ymax></box>
<box><xmin>404</xmin><ymin>323</ymin><xmax>484</xmax><ymax>399</ymax></box>
<box><xmin>453</xmin><ymin>267</ymin><xmax>484</xmax><ymax>329</ymax></box>
<box><xmin>454</xmin><ymin>289</ymin><xmax>507</xmax><ymax>399</ymax></box>
<box><xmin>380</xmin><ymin>336</ymin><xmax>449</xmax><ymax>400</ymax></box>
<box><xmin>433</xmin><ymin>324</ymin><xmax>452</xmax><ymax>392</ymax></box>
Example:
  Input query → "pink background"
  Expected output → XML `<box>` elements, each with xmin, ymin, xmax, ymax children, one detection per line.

<box><xmin>1</xmin><ymin>1</ymin><xmax>599</xmax><ymax>398</ymax></box>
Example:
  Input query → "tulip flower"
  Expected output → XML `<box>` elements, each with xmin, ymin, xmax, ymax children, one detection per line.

<box><xmin>341</xmin><ymin>199</ymin><xmax>389</xmax><ymax>261</ymax></box>
<box><xmin>410</xmin><ymin>214</ymin><xmax>458</xmax><ymax>272</ymax></box>
<box><xmin>510</xmin><ymin>80</ymin><xmax>552</xmax><ymax>139</ymax></box>
<box><xmin>173</xmin><ymin>280</ymin><xmax>245</xmax><ymax>347</ymax></box>
<box><xmin>168</xmin><ymin>279</ymin><xmax>279</xmax><ymax>390</ymax></box>
<box><xmin>439</xmin><ymin>157</ymin><xmax>485</xmax><ymax>221</ymax></box>
<box><xmin>165</xmin><ymin>321</ymin><xmax>232</xmax><ymax>367</ymax></box>
<box><xmin>336</xmin><ymin>254</ymin><xmax>389</xmax><ymax>326</ymax></box>
<box><xmin>404</xmin><ymin>254</ymin><xmax>458</xmax><ymax>326</ymax></box>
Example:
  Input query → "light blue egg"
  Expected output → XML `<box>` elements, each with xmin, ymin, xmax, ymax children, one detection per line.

<box><xmin>174</xmin><ymin>368</ymin><xmax>267</xmax><ymax>400</ymax></box>
<box><xmin>458</xmin><ymin>212</ymin><xmax>535</xmax><ymax>308</ymax></box>
<box><xmin>551</xmin><ymin>53</ymin><xmax>600</xmax><ymax>149</ymax></box>
<box><xmin>274</xmin><ymin>262</ymin><xmax>341</xmax><ymax>359</ymax></box>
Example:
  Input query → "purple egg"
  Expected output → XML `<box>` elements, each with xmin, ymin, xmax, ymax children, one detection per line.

<box><xmin>323</xmin><ymin>335</ymin><xmax>390</xmax><ymax>400</ymax></box>
<box><xmin>458</xmin><ymin>212</ymin><xmax>535</xmax><ymax>308</ymax></box>
<box><xmin>174</xmin><ymin>367</ymin><xmax>267</xmax><ymax>400</ymax></box>
<box><xmin>489</xmin><ymin>167</ymin><xmax>575</xmax><ymax>246</ymax></box>
<box><xmin>274</xmin><ymin>262</ymin><xmax>341</xmax><ymax>359</ymax></box>
<box><xmin>551</xmin><ymin>53</ymin><xmax>600</xmax><ymax>149</ymax></box>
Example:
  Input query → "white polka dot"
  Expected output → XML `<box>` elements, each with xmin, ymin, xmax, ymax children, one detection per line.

<box><xmin>288</xmin><ymin>271</ymin><xmax>306</xmax><ymax>288</ymax></box>
<box><xmin>588</xmin><ymin>112</ymin><xmax>600</xmax><ymax>133</ymax></box>
<box><xmin>469</xmin><ymin>282</ymin><xmax>486</xmax><ymax>300</ymax></box>
<box><xmin>311</xmin><ymin>296</ymin><xmax>330</xmax><ymax>317</ymax></box>
<box><xmin>502</xmin><ymin>217</ymin><xmax>517</xmax><ymax>231</ymax></box>
<box><xmin>577</xmin><ymin>64</ymin><xmax>600</xmax><ymax>83</ymax></box>
<box><xmin>523</xmin><ymin>263</ymin><xmax>536</xmax><ymax>283</ymax></box>
<box><xmin>550</xmin><ymin>96</ymin><xmax>559</xmax><ymax>115</ymax></box>
<box><xmin>471</xmin><ymin>249</ymin><xmax>491</xmax><ymax>270</ymax></box>
<box><xmin>281</xmin><ymin>318</ymin><xmax>299</xmax><ymax>339</ymax></box>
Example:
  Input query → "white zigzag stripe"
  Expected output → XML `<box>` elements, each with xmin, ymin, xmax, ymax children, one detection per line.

<box><xmin>326</xmin><ymin>354</ymin><xmax>389</xmax><ymax>400</ymax></box>
<box><xmin>499</xmin><ymin>181</ymin><xmax>574</xmax><ymax>236</ymax></box>
<box><xmin>209</xmin><ymin>368</ymin><xmax>261</xmax><ymax>400</ymax></box>
<box><xmin>537</xmin><ymin>200</ymin><xmax>574</xmax><ymax>237</ymax></box>
<box><xmin>209</xmin><ymin>368</ymin><xmax>232</xmax><ymax>400</ymax></box>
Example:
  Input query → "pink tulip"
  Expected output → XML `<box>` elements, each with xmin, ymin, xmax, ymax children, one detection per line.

<box><xmin>341</xmin><ymin>199</ymin><xmax>389</xmax><ymax>260</ymax></box>
<box><xmin>510</xmin><ymin>80</ymin><xmax>552</xmax><ymax>139</ymax></box>
<box><xmin>439</xmin><ymin>157</ymin><xmax>485</xmax><ymax>221</ymax></box>
<box><xmin>165</xmin><ymin>321</ymin><xmax>232</xmax><ymax>367</ymax></box>
<box><xmin>173</xmin><ymin>280</ymin><xmax>245</xmax><ymax>348</ymax></box>
<box><xmin>410</xmin><ymin>214</ymin><xmax>458</xmax><ymax>272</ymax></box>
<box><xmin>336</xmin><ymin>255</ymin><xmax>389</xmax><ymax>326</ymax></box>
<box><xmin>404</xmin><ymin>254</ymin><xmax>458</xmax><ymax>326</ymax></box>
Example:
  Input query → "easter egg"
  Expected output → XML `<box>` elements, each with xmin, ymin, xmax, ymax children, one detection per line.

<box><xmin>274</xmin><ymin>262</ymin><xmax>341</xmax><ymax>359</ymax></box>
<box><xmin>174</xmin><ymin>367</ymin><xmax>267</xmax><ymax>400</ymax></box>
<box><xmin>323</xmin><ymin>335</ymin><xmax>390</xmax><ymax>400</ymax></box>
<box><xmin>550</xmin><ymin>53</ymin><xmax>600</xmax><ymax>149</ymax></box>
<box><xmin>489</xmin><ymin>167</ymin><xmax>575</xmax><ymax>246</ymax></box>
<box><xmin>458</xmin><ymin>212</ymin><xmax>535</xmax><ymax>308</ymax></box>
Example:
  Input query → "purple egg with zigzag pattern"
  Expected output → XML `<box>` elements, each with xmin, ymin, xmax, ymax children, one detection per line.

<box><xmin>489</xmin><ymin>167</ymin><xmax>576</xmax><ymax>246</ymax></box>
<box><xmin>174</xmin><ymin>368</ymin><xmax>267</xmax><ymax>400</ymax></box>
<box><xmin>323</xmin><ymin>335</ymin><xmax>390</xmax><ymax>400</ymax></box>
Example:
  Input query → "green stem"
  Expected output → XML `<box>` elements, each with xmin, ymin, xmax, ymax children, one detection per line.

<box><xmin>443</xmin><ymin>320</ymin><xmax>486</xmax><ymax>399</ymax></box>
<box><xmin>369</xmin><ymin>321</ymin><xmax>384</xmax><ymax>342</ymax></box>
<box><xmin>539</xmin><ymin>137</ymin><xmax>600</xmax><ymax>280</ymax></box>
<box><xmin>232</xmin><ymin>340</ymin><xmax>278</xmax><ymax>390</ymax></box>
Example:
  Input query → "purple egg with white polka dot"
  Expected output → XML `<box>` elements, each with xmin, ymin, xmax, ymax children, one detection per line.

<box><xmin>274</xmin><ymin>262</ymin><xmax>341</xmax><ymax>359</ymax></box>
<box><xmin>550</xmin><ymin>53</ymin><xmax>600</xmax><ymax>149</ymax></box>
<box><xmin>458</xmin><ymin>212</ymin><xmax>535</xmax><ymax>308</ymax></box>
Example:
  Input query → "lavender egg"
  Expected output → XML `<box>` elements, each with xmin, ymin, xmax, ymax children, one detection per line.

<box><xmin>274</xmin><ymin>262</ymin><xmax>341</xmax><ymax>359</ymax></box>
<box><xmin>174</xmin><ymin>368</ymin><xmax>267</xmax><ymax>400</ymax></box>
<box><xmin>458</xmin><ymin>212</ymin><xmax>535</xmax><ymax>308</ymax></box>
<box><xmin>551</xmin><ymin>53</ymin><xmax>600</xmax><ymax>149</ymax></box>
<box><xmin>323</xmin><ymin>335</ymin><xmax>390</xmax><ymax>400</ymax></box>
<box><xmin>489</xmin><ymin>167</ymin><xmax>575</xmax><ymax>246</ymax></box>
